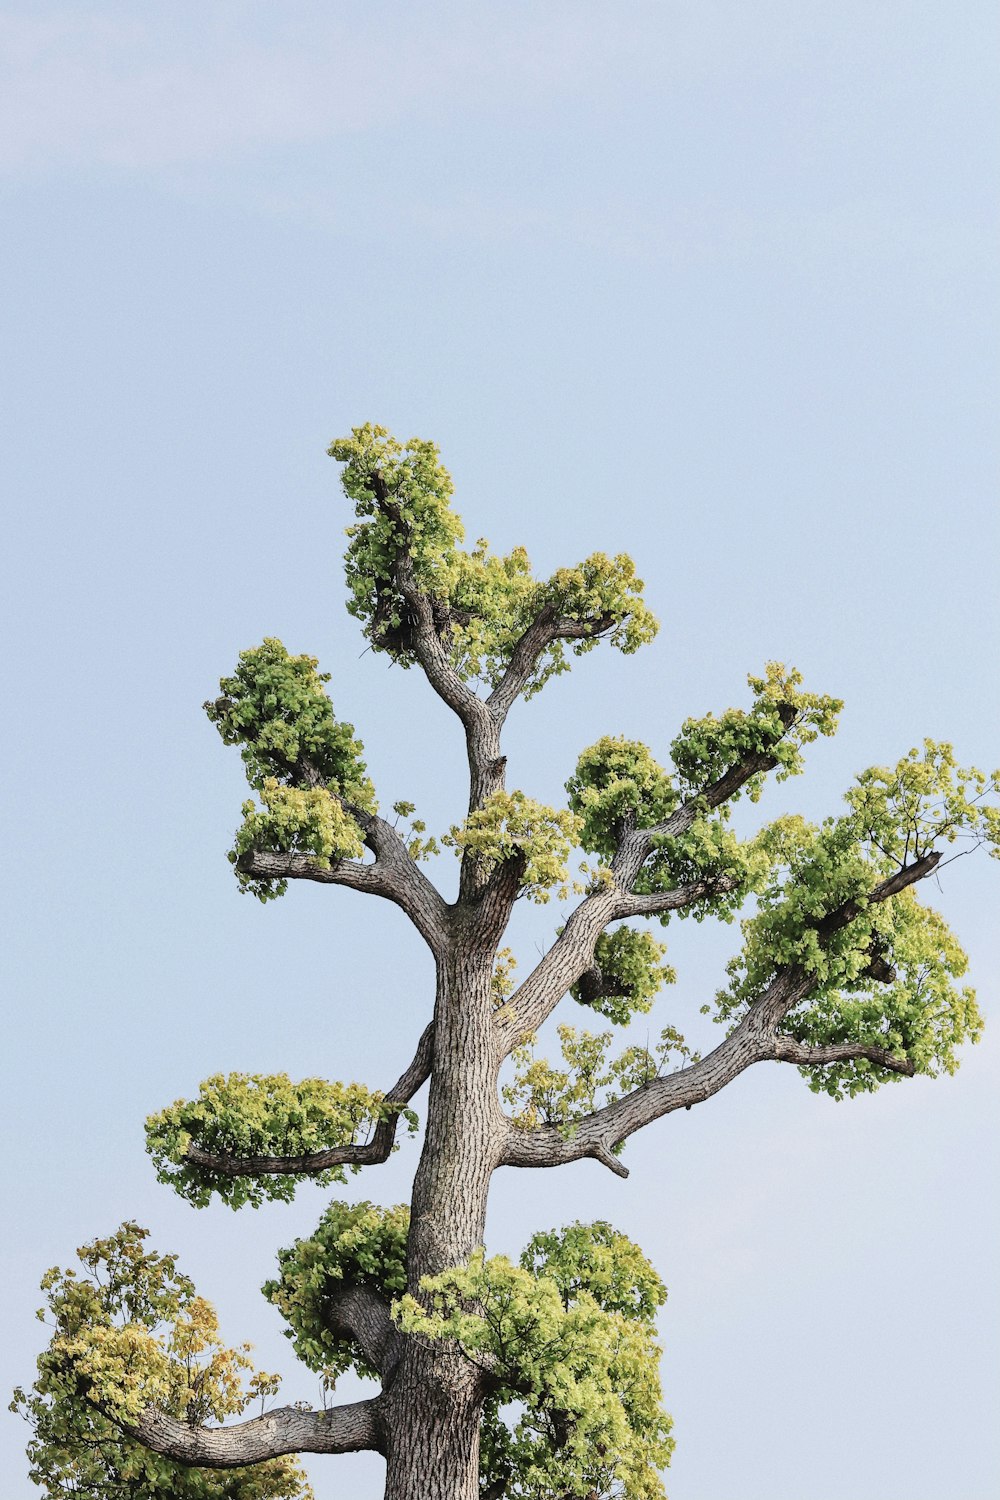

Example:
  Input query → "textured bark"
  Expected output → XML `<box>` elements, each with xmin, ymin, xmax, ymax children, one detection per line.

<box><xmin>126</xmin><ymin>1399</ymin><xmax>382</xmax><ymax>1464</ymax></box>
<box><xmin>133</xmin><ymin>520</ymin><xmax>955</xmax><ymax>1496</ymax></box>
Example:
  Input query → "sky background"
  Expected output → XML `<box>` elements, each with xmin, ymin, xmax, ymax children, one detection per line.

<box><xmin>2</xmin><ymin>3</ymin><xmax>998</xmax><ymax>1497</ymax></box>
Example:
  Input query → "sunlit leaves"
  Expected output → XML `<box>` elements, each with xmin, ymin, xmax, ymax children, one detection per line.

<box><xmin>12</xmin><ymin>1224</ymin><xmax>309</xmax><ymax>1500</ymax></box>
<box><xmin>231</xmin><ymin>782</ymin><xmax>367</xmax><ymax>901</ymax></box>
<box><xmin>714</xmin><ymin>742</ymin><xmax>998</xmax><ymax>1094</ymax></box>
<box><xmin>264</xmin><ymin>1202</ymin><xmax>409</xmax><ymax>1382</ymax></box>
<box><xmin>328</xmin><ymin>425</ymin><xmax>658</xmax><ymax>694</ymax></box>
<box><xmin>146</xmin><ymin>1076</ymin><xmax>415</xmax><ymax>1209</ymax></box>
<box><xmin>571</xmin><ymin>926</ymin><xmax>675</xmax><ymax>1025</ymax></box>
<box><xmin>504</xmin><ymin>1025</ymin><xmax>697</xmax><ymax>1136</ymax></box>
<box><xmin>445</xmin><ymin>791</ymin><xmax>582</xmax><ymax>902</ymax></box>
<box><xmin>206</xmin><ymin>638</ymin><xmax>375</xmax><ymax>803</ymax></box>
<box><xmin>781</xmin><ymin>891</ymin><xmax>983</xmax><ymax>1097</ymax></box>
<box><xmin>205</xmin><ymin>638</ymin><xmax>376</xmax><ymax>899</ymax></box>
<box><xmin>394</xmin><ymin>1223</ymin><xmax>673</xmax><ymax>1500</ymax></box>
<box><xmin>566</xmin><ymin>737</ymin><xmax>677</xmax><ymax>859</ymax></box>
<box><xmin>670</xmin><ymin>662</ymin><xmax>841</xmax><ymax>799</ymax></box>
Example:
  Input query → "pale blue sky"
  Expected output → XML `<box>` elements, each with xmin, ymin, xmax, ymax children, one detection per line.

<box><xmin>2</xmin><ymin>4</ymin><xmax>998</xmax><ymax>1497</ymax></box>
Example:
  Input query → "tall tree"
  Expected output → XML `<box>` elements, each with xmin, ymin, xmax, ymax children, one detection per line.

<box><xmin>16</xmin><ymin>426</ymin><xmax>998</xmax><ymax>1500</ymax></box>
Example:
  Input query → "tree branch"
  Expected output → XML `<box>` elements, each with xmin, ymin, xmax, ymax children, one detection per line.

<box><xmin>486</xmin><ymin>606</ymin><xmax>617</xmax><ymax>723</ymax></box>
<box><xmin>124</xmin><ymin>1397</ymin><xmax>383</xmax><ymax>1466</ymax></box>
<box><xmin>772</xmin><ymin>1037</ymin><xmax>915</xmax><ymax>1075</ymax></box>
<box><xmin>324</xmin><ymin>1283</ymin><xmax>400</xmax><ymax>1378</ymax></box>
<box><xmin>184</xmin><ymin>1024</ymin><xmax>434</xmax><ymax>1181</ymax></box>
<box><xmin>500</xmin><ymin>851</ymin><xmax>943</xmax><ymax>1172</ymax></box>
<box><xmin>495</xmin><ymin>873</ymin><xmax>737</xmax><ymax>1054</ymax></box>
<box><xmin>238</xmin><ymin>848</ymin><xmax>447</xmax><ymax>953</ymax></box>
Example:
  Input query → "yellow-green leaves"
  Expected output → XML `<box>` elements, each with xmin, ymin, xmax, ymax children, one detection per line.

<box><xmin>571</xmin><ymin>926</ymin><xmax>676</xmax><ymax>1024</ymax></box>
<box><xmin>333</xmin><ymin>424</ymin><xmax>464</xmax><ymax>664</ymax></box>
<box><xmin>504</xmin><ymin>1025</ymin><xmax>697</xmax><ymax>1136</ymax></box>
<box><xmin>206</xmin><ymin>638</ymin><xmax>375</xmax><ymax>803</ymax></box>
<box><xmin>146</xmin><ymin>1075</ymin><xmax>414</xmax><ymax>1209</ymax></box>
<box><xmin>329</xmin><ymin>425</ymin><xmax>658</xmax><ymax>693</ymax></box>
<box><xmin>13</xmin><ymin>1224</ymin><xmax>310</xmax><ymax>1500</ymax></box>
<box><xmin>714</xmin><ymin>742</ymin><xmax>999</xmax><ymax>1095</ymax></box>
<box><xmin>671</xmin><ymin>663</ymin><xmax>841</xmax><ymax>798</ymax></box>
<box><xmin>567</xmin><ymin>737</ymin><xmax>677</xmax><ymax>858</ymax></box>
<box><xmin>845</xmin><ymin>740</ymin><xmax>1000</xmax><ymax>865</ymax></box>
<box><xmin>780</xmin><ymin>890</ymin><xmax>983</xmax><ymax>1098</ymax></box>
<box><xmin>394</xmin><ymin>1223</ymin><xmax>673</xmax><ymax>1500</ymax></box>
<box><xmin>264</xmin><ymin>1202</ymin><xmax>410</xmax><ymax>1381</ymax></box>
<box><xmin>445</xmin><ymin>790</ymin><xmax>581</xmax><ymax>901</ymax></box>
<box><xmin>231</xmin><ymin>781</ymin><xmax>367</xmax><ymax>901</ymax></box>
<box><xmin>206</xmin><ymin>638</ymin><xmax>376</xmax><ymax>899</ymax></box>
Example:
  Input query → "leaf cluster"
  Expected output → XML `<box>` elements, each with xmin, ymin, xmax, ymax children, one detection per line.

<box><xmin>570</xmin><ymin>926</ymin><xmax>676</xmax><ymax>1025</ymax></box>
<box><xmin>444</xmin><ymin>791</ymin><xmax>582</xmax><ymax>902</ymax></box>
<box><xmin>264</xmin><ymin>1202</ymin><xmax>410</xmax><ymax>1382</ymax></box>
<box><xmin>329</xmin><ymin>425</ymin><xmax>658</xmax><ymax>692</ymax></box>
<box><xmin>12</xmin><ymin>1224</ymin><xmax>309</xmax><ymax>1500</ymax></box>
<box><xmin>395</xmin><ymin>1221</ymin><xmax>673</xmax><ymax>1500</ymax></box>
<box><xmin>717</xmin><ymin>743</ymin><xmax>997</xmax><ymax>1094</ymax></box>
<box><xmin>146</xmin><ymin>1076</ymin><xmax>414</xmax><ymax>1208</ymax></box>
<box><xmin>205</xmin><ymin>638</ymin><xmax>376</xmax><ymax>901</ymax></box>
<box><xmin>503</xmin><ymin>1025</ymin><xmax>697</xmax><ymax>1137</ymax></box>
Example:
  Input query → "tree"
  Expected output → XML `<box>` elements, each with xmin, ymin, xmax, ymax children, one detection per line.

<box><xmin>15</xmin><ymin>424</ymin><xmax>998</xmax><ymax>1500</ymax></box>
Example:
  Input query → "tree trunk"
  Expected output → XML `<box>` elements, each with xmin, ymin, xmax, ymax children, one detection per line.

<box><xmin>382</xmin><ymin>937</ymin><xmax>503</xmax><ymax>1499</ymax></box>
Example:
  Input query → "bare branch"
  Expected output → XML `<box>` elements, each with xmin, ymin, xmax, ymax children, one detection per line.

<box><xmin>124</xmin><ymin>1397</ymin><xmax>383</xmax><ymax>1466</ymax></box>
<box><xmin>184</xmin><ymin>1024</ymin><xmax>433</xmax><ymax>1181</ymax></box>
<box><xmin>324</xmin><ymin>1283</ymin><xmax>400</xmax><ymax>1378</ymax></box>
<box><xmin>613</xmin><ymin>871</ymin><xmax>742</xmax><ymax>919</ymax></box>
<box><xmin>238</xmin><ymin>848</ymin><xmax>448</xmax><ymax>953</ymax></box>
<box><xmin>486</xmin><ymin>606</ymin><xmax>617</xmax><ymax>722</ymax></box>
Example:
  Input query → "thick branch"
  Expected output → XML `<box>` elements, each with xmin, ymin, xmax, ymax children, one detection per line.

<box><xmin>486</xmin><ymin>606</ymin><xmax>617</xmax><ymax>723</ymax></box>
<box><xmin>773</xmin><ymin>1037</ymin><xmax>915</xmax><ymax>1075</ymax></box>
<box><xmin>496</xmin><ymin>874</ymin><xmax>731</xmax><ymax>1053</ymax></box>
<box><xmin>501</xmin><ymin>852</ymin><xmax>943</xmax><ymax>1171</ymax></box>
<box><xmin>184</xmin><ymin>1024</ymin><xmax>434</xmax><ymax>1180</ymax></box>
<box><xmin>125</xmin><ymin>1398</ymin><xmax>382</xmax><ymax>1466</ymax></box>
<box><xmin>325</xmin><ymin>1283</ymin><xmax>400</xmax><ymax>1378</ymax></box>
<box><xmin>239</xmin><ymin>848</ymin><xmax>447</xmax><ymax>953</ymax></box>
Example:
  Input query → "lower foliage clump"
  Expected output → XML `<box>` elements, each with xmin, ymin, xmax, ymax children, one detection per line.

<box><xmin>11</xmin><ymin>1224</ymin><xmax>311</xmax><ymax>1500</ymax></box>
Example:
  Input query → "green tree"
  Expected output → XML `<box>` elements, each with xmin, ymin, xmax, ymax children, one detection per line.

<box><xmin>16</xmin><ymin>425</ymin><xmax>998</xmax><ymax>1500</ymax></box>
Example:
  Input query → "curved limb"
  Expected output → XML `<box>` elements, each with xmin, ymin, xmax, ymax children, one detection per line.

<box><xmin>184</xmin><ymin>1024</ymin><xmax>433</xmax><ymax>1181</ymax></box>
<box><xmin>500</xmin><ymin>853</ymin><xmax>941</xmax><ymax>1174</ymax></box>
<box><xmin>125</xmin><ymin>1397</ymin><xmax>383</xmax><ymax>1465</ymax></box>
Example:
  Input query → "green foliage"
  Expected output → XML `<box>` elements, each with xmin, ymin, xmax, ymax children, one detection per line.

<box><xmin>231</xmin><ymin>781</ymin><xmax>368</xmax><ymax>901</ymax></box>
<box><xmin>264</xmin><ymin>1202</ymin><xmax>410</xmax><ymax>1382</ymax></box>
<box><xmin>567</xmin><ymin>669</ymin><xmax>841</xmax><ymax>925</ymax></box>
<box><xmin>328</xmin><ymin>425</ymin><xmax>657</xmax><ymax>692</ymax></box>
<box><xmin>571</xmin><ymin>926</ymin><xmax>676</xmax><ymax>1024</ymax></box>
<box><xmin>332</xmin><ymin>423</ymin><xmax>465</xmax><ymax>663</ymax></box>
<box><xmin>445</xmin><ymin>791</ymin><xmax>582</xmax><ymax>902</ymax></box>
<box><xmin>504</xmin><ymin>1025</ymin><xmax>697</xmax><ymax>1136</ymax></box>
<box><xmin>391</xmin><ymin>799</ymin><xmax>440</xmax><ymax>861</ymax></box>
<box><xmin>394</xmin><ymin>1221</ymin><xmax>673</xmax><ymax>1500</ymax></box>
<box><xmin>205</xmin><ymin>638</ymin><xmax>376</xmax><ymax>900</ymax></box>
<box><xmin>11</xmin><ymin>1224</ymin><xmax>310</xmax><ymax>1500</ymax></box>
<box><xmin>783</xmin><ymin>890</ymin><xmax>983</xmax><ymax>1097</ymax></box>
<box><xmin>566</xmin><ymin>737</ymin><xmax>678</xmax><ymax>859</ymax></box>
<box><xmin>717</xmin><ymin>743</ymin><xmax>998</xmax><ymax>1094</ymax></box>
<box><xmin>670</xmin><ymin>662</ymin><xmax>841</xmax><ymax>798</ymax></box>
<box><xmin>146</xmin><ymin>1075</ymin><xmax>415</xmax><ymax>1209</ymax></box>
<box><xmin>206</xmin><ymin>638</ymin><xmax>375</xmax><ymax>801</ymax></box>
